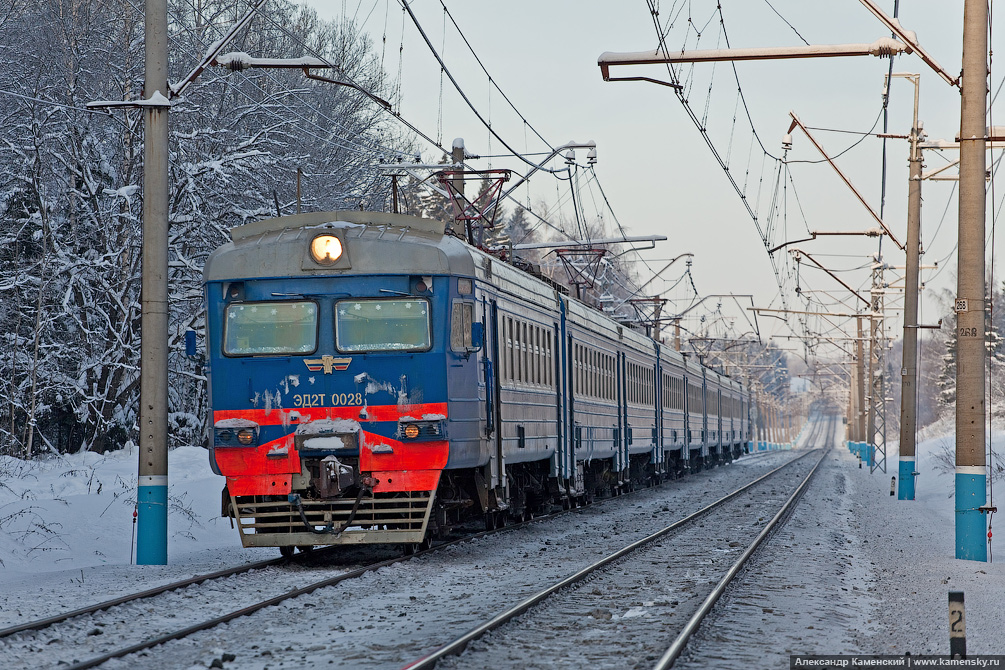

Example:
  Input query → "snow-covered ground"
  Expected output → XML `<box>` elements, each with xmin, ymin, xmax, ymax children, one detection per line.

<box><xmin>845</xmin><ymin>423</ymin><xmax>1005</xmax><ymax>655</ymax></box>
<box><xmin>681</xmin><ymin>420</ymin><xmax>1005</xmax><ymax>667</ymax></box>
<box><xmin>0</xmin><ymin>444</ymin><xmax>278</xmax><ymax>627</ymax></box>
<box><xmin>0</xmin><ymin>421</ymin><xmax>1002</xmax><ymax>666</ymax></box>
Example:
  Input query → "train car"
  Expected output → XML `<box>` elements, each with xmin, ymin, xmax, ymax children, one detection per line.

<box><xmin>200</xmin><ymin>210</ymin><xmax>751</xmax><ymax>553</ymax></box>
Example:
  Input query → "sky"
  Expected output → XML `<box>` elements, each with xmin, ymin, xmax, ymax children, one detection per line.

<box><xmin>297</xmin><ymin>0</ymin><xmax>996</xmax><ymax>361</ymax></box>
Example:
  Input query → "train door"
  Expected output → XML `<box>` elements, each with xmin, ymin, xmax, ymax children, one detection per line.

<box><xmin>653</xmin><ymin>349</ymin><xmax>664</xmax><ymax>473</ymax></box>
<box><xmin>554</xmin><ymin>299</ymin><xmax>579</xmax><ymax>495</ymax></box>
<box><xmin>551</xmin><ymin>321</ymin><xmax>566</xmax><ymax>481</ymax></box>
<box><xmin>481</xmin><ymin>299</ymin><xmax>505</xmax><ymax>505</ymax></box>
<box><xmin>717</xmin><ymin>388</ymin><xmax>723</xmax><ymax>458</ymax></box>
<box><xmin>681</xmin><ymin>370</ymin><xmax>690</xmax><ymax>469</ymax></box>
<box><xmin>701</xmin><ymin>373</ymin><xmax>709</xmax><ymax>460</ymax></box>
<box><xmin>616</xmin><ymin>351</ymin><xmax>628</xmax><ymax>479</ymax></box>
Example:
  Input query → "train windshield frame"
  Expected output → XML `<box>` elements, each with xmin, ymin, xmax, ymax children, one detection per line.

<box><xmin>223</xmin><ymin>300</ymin><xmax>319</xmax><ymax>356</ymax></box>
<box><xmin>335</xmin><ymin>298</ymin><xmax>431</xmax><ymax>353</ymax></box>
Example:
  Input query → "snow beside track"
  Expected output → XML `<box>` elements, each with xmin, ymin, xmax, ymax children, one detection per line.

<box><xmin>682</xmin><ymin>421</ymin><xmax>1005</xmax><ymax>667</ymax></box>
<box><xmin>1</xmin><ymin>420</ymin><xmax>1002</xmax><ymax>668</ymax></box>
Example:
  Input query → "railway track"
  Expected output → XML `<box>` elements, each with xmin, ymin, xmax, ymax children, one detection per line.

<box><xmin>0</xmin><ymin>549</ymin><xmax>334</xmax><ymax>640</ymax></box>
<box><xmin>404</xmin><ymin>417</ymin><xmax>833</xmax><ymax>669</ymax></box>
<box><xmin>0</xmin><ymin>442</ymin><xmax>811</xmax><ymax>669</ymax></box>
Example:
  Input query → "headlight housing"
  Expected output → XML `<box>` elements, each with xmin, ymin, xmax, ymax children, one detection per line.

<box><xmin>398</xmin><ymin>419</ymin><xmax>445</xmax><ymax>441</ymax></box>
<box><xmin>214</xmin><ymin>420</ymin><xmax>259</xmax><ymax>447</ymax></box>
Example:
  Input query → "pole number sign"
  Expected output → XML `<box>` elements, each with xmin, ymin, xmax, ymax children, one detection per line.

<box><xmin>955</xmin><ymin>298</ymin><xmax>969</xmax><ymax>313</ymax></box>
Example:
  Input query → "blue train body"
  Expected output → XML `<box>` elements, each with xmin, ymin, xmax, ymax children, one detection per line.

<box><xmin>202</xmin><ymin>211</ymin><xmax>751</xmax><ymax>550</ymax></box>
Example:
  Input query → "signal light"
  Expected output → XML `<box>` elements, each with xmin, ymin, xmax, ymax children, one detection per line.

<box><xmin>237</xmin><ymin>429</ymin><xmax>255</xmax><ymax>445</ymax></box>
<box><xmin>403</xmin><ymin>424</ymin><xmax>420</xmax><ymax>439</ymax></box>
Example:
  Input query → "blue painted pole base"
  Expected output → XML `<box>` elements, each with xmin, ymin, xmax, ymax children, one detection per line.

<box><xmin>137</xmin><ymin>480</ymin><xmax>168</xmax><ymax>565</ymax></box>
<box><xmin>897</xmin><ymin>458</ymin><xmax>915</xmax><ymax>500</ymax></box>
<box><xmin>955</xmin><ymin>471</ymin><xmax>987</xmax><ymax>562</ymax></box>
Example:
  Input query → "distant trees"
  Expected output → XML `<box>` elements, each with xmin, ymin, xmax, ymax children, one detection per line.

<box><xmin>0</xmin><ymin>0</ymin><xmax>403</xmax><ymax>456</ymax></box>
<box><xmin>935</xmin><ymin>276</ymin><xmax>1005</xmax><ymax>419</ymax></box>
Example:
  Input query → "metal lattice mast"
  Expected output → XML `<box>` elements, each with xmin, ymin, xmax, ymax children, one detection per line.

<box><xmin>869</xmin><ymin>263</ymin><xmax>888</xmax><ymax>474</ymax></box>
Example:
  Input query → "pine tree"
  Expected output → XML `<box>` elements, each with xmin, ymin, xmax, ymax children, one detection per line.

<box><xmin>0</xmin><ymin>0</ymin><xmax>407</xmax><ymax>455</ymax></box>
<box><xmin>937</xmin><ymin>324</ymin><xmax>958</xmax><ymax>407</ymax></box>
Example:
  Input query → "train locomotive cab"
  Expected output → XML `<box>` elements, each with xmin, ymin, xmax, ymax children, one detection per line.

<box><xmin>204</xmin><ymin>212</ymin><xmax>476</xmax><ymax>550</ymax></box>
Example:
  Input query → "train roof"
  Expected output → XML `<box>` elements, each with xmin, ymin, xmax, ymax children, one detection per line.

<box><xmin>205</xmin><ymin>210</ymin><xmax>744</xmax><ymax>393</ymax></box>
<box><xmin>204</xmin><ymin>210</ymin><xmax>475</xmax><ymax>282</ymax></box>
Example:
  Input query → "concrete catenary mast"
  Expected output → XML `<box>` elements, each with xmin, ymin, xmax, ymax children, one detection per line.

<box><xmin>954</xmin><ymin>0</ymin><xmax>989</xmax><ymax>561</ymax></box>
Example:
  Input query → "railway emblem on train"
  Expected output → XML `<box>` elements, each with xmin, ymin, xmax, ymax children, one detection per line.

<box><xmin>303</xmin><ymin>355</ymin><xmax>352</xmax><ymax>374</ymax></box>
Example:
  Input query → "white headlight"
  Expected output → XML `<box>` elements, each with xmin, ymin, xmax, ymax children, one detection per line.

<box><xmin>310</xmin><ymin>235</ymin><xmax>343</xmax><ymax>265</ymax></box>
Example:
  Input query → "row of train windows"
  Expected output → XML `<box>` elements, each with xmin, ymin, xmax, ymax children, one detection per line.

<box><xmin>501</xmin><ymin>316</ymin><xmax>554</xmax><ymax>387</ymax></box>
<box><xmin>498</xmin><ymin>317</ymin><xmax>749</xmax><ymax>416</ymax></box>
<box><xmin>687</xmin><ymin>383</ymin><xmax>702</xmax><ymax>412</ymax></box>
<box><xmin>626</xmin><ymin>361</ymin><xmax>654</xmax><ymax>406</ymax></box>
<box><xmin>662</xmin><ymin>374</ymin><xmax>684</xmax><ymax>410</ymax></box>
<box><xmin>661</xmin><ymin>375</ymin><xmax>746</xmax><ymax>417</ymax></box>
<box><xmin>573</xmin><ymin>344</ymin><xmax>616</xmax><ymax>400</ymax></box>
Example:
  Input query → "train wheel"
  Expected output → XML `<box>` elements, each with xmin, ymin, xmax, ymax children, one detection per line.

<box><xmin>279</xmin><ymin>545</ymin><xmax>295</xmax><ymax>558</ymax></box>
<box><xmin>485</xmin><ymin>510</ymin><xmax>509</xmax><ymax>529</ymax></box>
<box><xmin>403</xmin><ymin>536</ymin><xmax>432</xmax><ymax>555</ymax></box>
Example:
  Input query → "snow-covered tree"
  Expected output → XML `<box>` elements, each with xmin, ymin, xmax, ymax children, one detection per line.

<box><xmin>0</xmin><ymin>0</ymin><xmax>406</xmax><ymax>455</ymax></box>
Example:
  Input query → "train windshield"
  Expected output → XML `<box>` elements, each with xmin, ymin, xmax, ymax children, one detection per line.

<box><xmin>224</xmin><ymin>301</ymin><xmax>318</xmax><ymax>355</ymax></box>
<box><xmin>335</xmin><ymin>298</ymin><xmax>431</xmax><ymax>352</ymax></box>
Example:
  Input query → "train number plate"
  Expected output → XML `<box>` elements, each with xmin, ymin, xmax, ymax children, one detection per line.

<box><xmin>293</xmin><ymin>393</ymin><xmax>363</xmax><ymax>407</ymax></box>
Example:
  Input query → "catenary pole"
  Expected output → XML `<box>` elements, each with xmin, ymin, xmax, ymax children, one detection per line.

<box><xmin>450</xmin><ymin>139</ymin><xmax>466</xmax><ymax>238</ymax></box>
<box><xmin>898</xmin><ymin>79</ymin><xmax>922</xmax><ymax>500</ymax></box>
<box><xmin>856</xmin><ymin>316</ymin><xmax>867</xmax><ymax>453</ymax></box>
<box><xmin>853</xmin><ymin>363</ymin><xmax>860</xmax><ymax>444</ymax></box>
<box><xmin>137</xmin><ymin>0</ymin><xmax>170</xmax><ymax>564</ymax></box>
<box><xmin>866</xmin><ymin>306</ymin><xmax>878</xmax><ymax>467</ymax></box>
<box><xmin>955</xmin><ymin>0</ymin><xmax>988</xmax><ymax>561</ymax></box>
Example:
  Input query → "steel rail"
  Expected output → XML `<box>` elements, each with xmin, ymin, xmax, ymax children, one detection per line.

<box><xmin>61</xmin><ymin>549</ymin><xmax>418</xmax><ymax>670</ymax></box>
<box><xmin>47</xmin><ymin>474</ymin><xmax>649</xmax><ymax>668</ymax></box>
<box><xmin>4</xmin><ymin>445</ymin><xmax>767</xmax><ymax>641</ymax></box>
<box><xmin>652</xmin><ymin>416</ymin><xmax>833</xmax><ymax>669</ymax></box>
<box><xmin>0</xmin><ymin>553</ymin><xmax>302</xmax><ymax>639</ymax></box>
<box><xmin>62</xmin><ymin>508</ymin><xmax>589</xmax><ymax>670</ymax></box>
<box><xmin>399</xmin><ymin>446</ymin><xmax>820</xmax><ymax>670</ymax></box>
<box><xmin>27</xmin><ymin>444</ymin><xmax>776</xmax><ymax>670</ymax></box>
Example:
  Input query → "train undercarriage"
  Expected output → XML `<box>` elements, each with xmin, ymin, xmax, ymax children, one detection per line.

<box><xmin>223</xmin><ymin>443</ymin><xmax>748</xmax><ymax>555</ymax></box>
